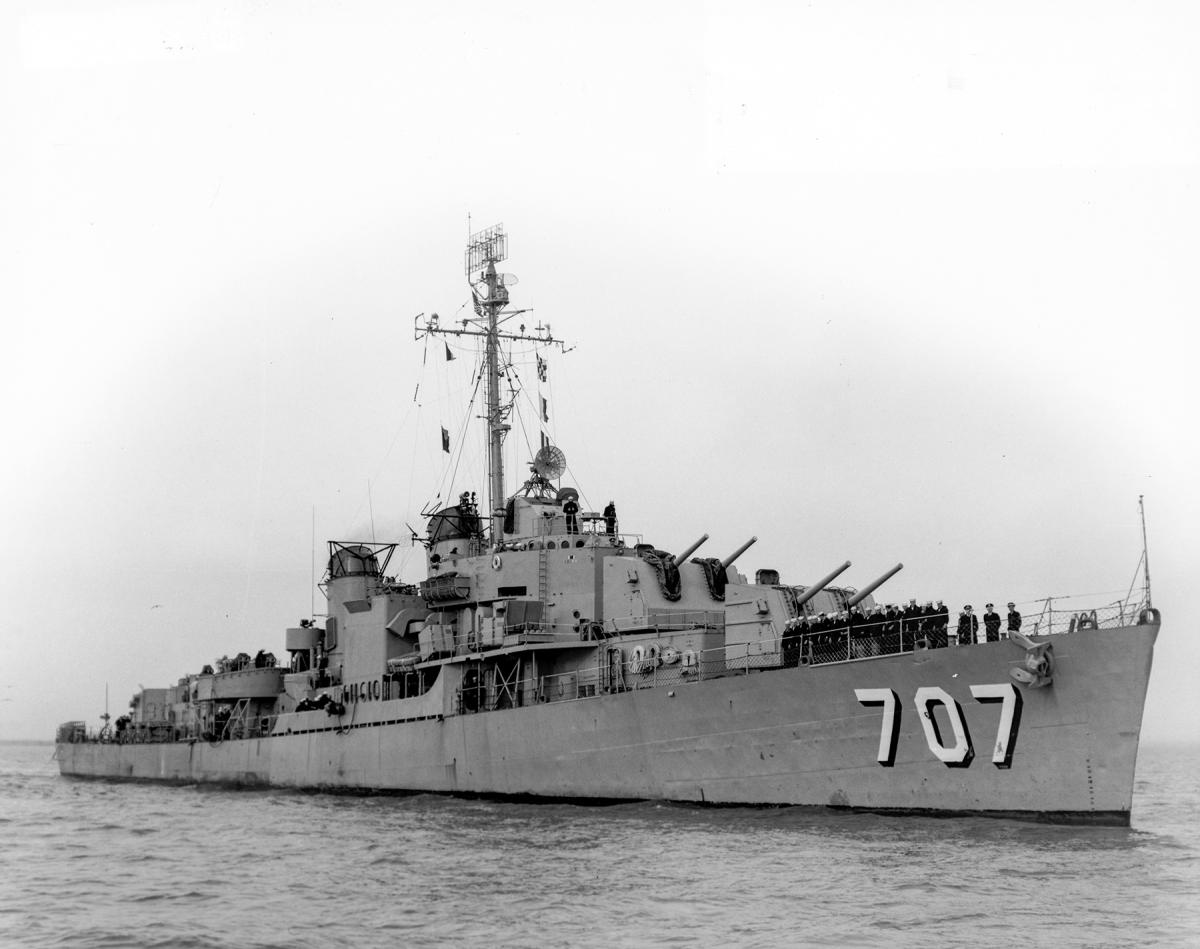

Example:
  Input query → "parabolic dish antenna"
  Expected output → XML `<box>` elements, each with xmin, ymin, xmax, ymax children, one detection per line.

<box><xmin>532</xmin><ymin>445</ymin><xmax>566</xmax><ymax>481</ymax></box>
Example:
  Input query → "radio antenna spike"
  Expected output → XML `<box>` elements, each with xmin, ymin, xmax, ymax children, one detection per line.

<box><xmin>1139</xmin><ymin>495</ymin><xmax>1152</xmax><ymax>608</ymax></box>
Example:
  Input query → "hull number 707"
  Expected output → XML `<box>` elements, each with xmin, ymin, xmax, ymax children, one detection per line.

<box><xmin>854</xmin><ymin>684</ymin><xmax>1023</xmax><ymax>769</ymax></box>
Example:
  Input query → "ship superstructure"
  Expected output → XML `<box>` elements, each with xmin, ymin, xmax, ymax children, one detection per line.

<box><xmin>57</xmin><ymin>226</ymin><xmax>1161</xmax><ymax>825</ymax></box>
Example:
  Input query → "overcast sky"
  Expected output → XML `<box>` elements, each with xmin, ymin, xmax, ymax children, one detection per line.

<box><xmin>2</xmin><ymin>0</ymin><xmax>1197</xmax><ymax>743</ymax></box>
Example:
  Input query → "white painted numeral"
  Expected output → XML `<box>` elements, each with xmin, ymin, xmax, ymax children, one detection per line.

<box><xmin>855</xmin><ymin>688</ymin><xmax>900</xmax><ymax>767</ymax></box>
<box><xmin>969</xmin><ymin>682</ymin><xmax>1023</xmax><ymax>769</ymax></box>
<box><xmin>914</xmin><ymin>686</ymin><xmax>974</xmax><ymax>768</ymax></box>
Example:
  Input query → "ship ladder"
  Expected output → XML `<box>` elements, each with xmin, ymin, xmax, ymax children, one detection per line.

<box><xmin>222</xmin><ymin>698</ymin><xmax>252</xmax><ymax>740</ymax></box>
<box><xmin>604</xmin><ymin>645</ymin><xmax>626</xmax><ymax>692</ymax></box>
<box><xmin>537</xmin><ymin>544</ymin><xmax>549</xmax><ymax>604</ymax></box>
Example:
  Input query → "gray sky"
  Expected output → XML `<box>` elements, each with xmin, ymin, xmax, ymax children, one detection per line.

<box><xmin>2</xmin><ymin>0</ymin><xmax>1197</xmax><ymax>743</ymax></box>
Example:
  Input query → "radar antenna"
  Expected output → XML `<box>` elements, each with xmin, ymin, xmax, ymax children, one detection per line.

<box><xmin>532</xmin><ymin>444</ymin><xmax>566</xmax><ymax>481</ymax></box>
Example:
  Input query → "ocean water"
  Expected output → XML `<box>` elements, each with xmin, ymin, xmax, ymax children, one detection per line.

<box><xmin>1</xmin><ymin>743</ymin><xmax>1196</xmax><ymax>949</ymax></box>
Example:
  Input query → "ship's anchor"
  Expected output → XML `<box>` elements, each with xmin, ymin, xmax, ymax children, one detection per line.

<box><xmin>1008</xmin><ymin>632</ymin><xmax>1054</xmax><ymax>688</ymax></box>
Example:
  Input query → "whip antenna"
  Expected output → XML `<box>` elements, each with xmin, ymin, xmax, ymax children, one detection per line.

<box><xmin>1139</xmin><ymin>495</ymin><xmax>1152</xmax><ymax>608</ymax></box>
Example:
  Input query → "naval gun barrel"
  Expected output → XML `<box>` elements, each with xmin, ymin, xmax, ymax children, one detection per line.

<box><xmin>847</xmin><ymin>563</ymin><xmax>904</xmax><ymax>608</ymax></box>
<box><xmin>672</xmin><ymin>533</ymin><xmax>710</xmax><ymax>565</ymax></box>
<box><xmin>794</xmin><ymin>561</ymin><xmax>853</xmax><ymax>609</ymax></box>
<box><xmin>721</xmin><ymin>536</ymin><xmax>758</xmax><ymax>570</ymax></box>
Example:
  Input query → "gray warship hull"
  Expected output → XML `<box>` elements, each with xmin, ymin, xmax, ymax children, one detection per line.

<box><xmin>57</xmin><ymin>623</ymin><xmax>1157</xmax><ymax>825</ymax></box>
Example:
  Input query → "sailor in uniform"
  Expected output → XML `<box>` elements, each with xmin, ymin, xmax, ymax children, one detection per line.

<box><xmin>604</xmin><ymin>501</ymin><xmax>617</xmax><ymax>535</ymax></box>
<box><xmin>934</xmin><ymin>600</ymin><xmax>950</xmax><ymax>647</ymax></box>
<box><xmin>563</xmin><ymin>495</ymin><xmax>580</xmax><ymax>534</ymax></box>
<box><xmin>883</xmin><ymin>604</ymin><xmax>900</xmax><ymax>653</ymax></box>
<box><xmin>867</xmin><ymin>603</ymin><xmax>887</xmax><ymax>654</ymax></box>
<box><xmin>901</xmin><ymin>598</ymin><xmax>920</xmax><ymax>650</ymax></box>
<box><xmin>982</xmin><ymin>604</ymin><xmax>1002</xmax><ymax>642</ymax></box>
<box><xmin>812</xmin><ymin>613</ymin><xmax>830</xmax><ymax>662</ymax></box>
<box><xmin>1007</xmin><ymin>602</ymin><xmax>1022</xmax><ymax>635</ymax></box>
<box><xmin>957</xmin><ymin>605</ymin><xmax>979</xmax><ymax>645</ymax></box>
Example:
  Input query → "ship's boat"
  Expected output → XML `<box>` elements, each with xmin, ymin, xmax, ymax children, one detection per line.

<box><xmin>56</xmin><ymin>225</ymin><xmax>1160</xmax><ymax>825</ymax></box>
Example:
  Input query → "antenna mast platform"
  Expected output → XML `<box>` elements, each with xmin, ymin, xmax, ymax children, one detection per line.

<box><xmin>415</xmin><ymin>224</ymin><xmax>564</xmax><ymax>542</ymax></box>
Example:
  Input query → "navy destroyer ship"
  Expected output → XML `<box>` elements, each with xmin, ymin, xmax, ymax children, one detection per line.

<box><xmin>57</xmin><ymin>225</ymin><xmax>1160</xmax><ymax>825</ymax></box>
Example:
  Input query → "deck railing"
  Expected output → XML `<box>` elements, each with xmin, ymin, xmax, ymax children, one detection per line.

<box><xmin>1022</xmin><ymin>597</ymin><xmax>1152</xmax><ymax>636</ymax></box>
<box><xmin>527</xmin><ymin>594</ymin><xmax>1154</xmax><ymax>705</ymax></box>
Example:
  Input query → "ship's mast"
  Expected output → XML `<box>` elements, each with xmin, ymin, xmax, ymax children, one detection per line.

<box><xmin>415</xmin><ymin>224</ymin><xmax>563</xmax><ymax>542</ymax></box>
<box><xmin>481</xmin><ymin>258</ymin><xmax>506</xmax><ymax>536</ymax></box>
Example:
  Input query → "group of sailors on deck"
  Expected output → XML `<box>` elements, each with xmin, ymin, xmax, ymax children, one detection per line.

<box><xmin>782</xmin><ymin>599</ymin><xmax>1022</xmax><ymax>665</ymax></box>
<box><xmin>200</xmin><ymin>650</ymin><xmax>278</xmax><ymax>675</ymax></box>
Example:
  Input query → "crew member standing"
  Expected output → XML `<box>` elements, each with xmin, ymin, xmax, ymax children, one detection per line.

<box><xmin>884</xmin><ymin>604</ymin><xmax>900</xmax><ymax>653</ymax></box>
<box><xmin>982</xmin><ymin>603</ymin><xmax>1002</xmax><ymax>642</ymax></box>
<box><xmin>957</xmin><ymin>605</ymin><xmax>979</xmax><ymax>645</ymax></box>
<box><xmin>902</xmin><ymin>598</ymin><xmax>921</xmax><ymax>650</ymax></box>
<box><xmin>563</xmin><ymin>495</ymin><xmax>580</xmax><ymax>534</ymax></box>
<box><xmin>1006</xmin><ymin>601</ymin><xmax>1022</xmax><ymax>636</ymax></box>
<box><xmin>604</xmin><ymin>500</ymin><xmax>617</xmax><ymax>535</ymax></box>
<box><xmin>935</xmin><ymin>600</ymin><xmax>950</xmax><ymax>646</ymax></box>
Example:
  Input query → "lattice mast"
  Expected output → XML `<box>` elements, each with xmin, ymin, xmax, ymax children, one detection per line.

<box><xmin>476</xmin><ymin>226</ymin><xmax>510</xmax><ymax>542</ymax></box>
<box><xmin>415</xmin><ymin>224</ymin><xmax>563</xmax><ymax>542</ymax></box>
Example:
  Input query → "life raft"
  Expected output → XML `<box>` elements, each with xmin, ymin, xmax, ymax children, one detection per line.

<box><xmin>629</xmin><ymin>643</ymin><xmax>663</xmax><ymax>675</ymax></box>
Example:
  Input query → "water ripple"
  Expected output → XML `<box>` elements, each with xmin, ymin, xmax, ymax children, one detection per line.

<box><xmin>0</xmin><ymin>743</ymin><xmax>1197</xmax><ymax>949</ymax></box>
